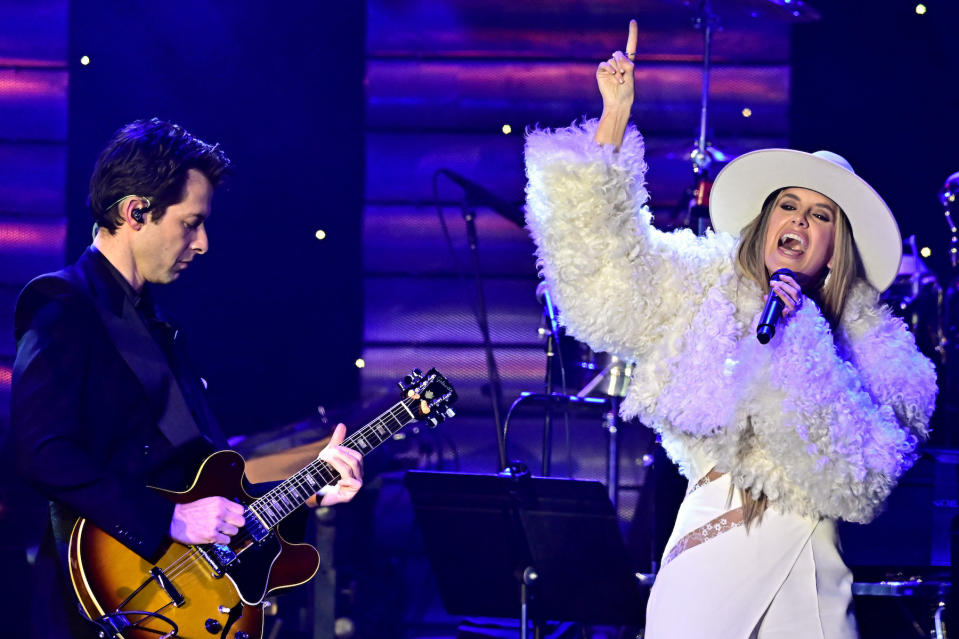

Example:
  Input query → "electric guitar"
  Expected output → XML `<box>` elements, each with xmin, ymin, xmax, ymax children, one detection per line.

<box><xmin>68</xmin><ymin>368</ymin><xmax>456</xmax><ymax>639</ymax></box>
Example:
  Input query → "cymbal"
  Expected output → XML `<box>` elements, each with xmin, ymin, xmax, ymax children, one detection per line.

<box><xmin>651</xmin><ymin>141</ymin><xmax>731</xmax><ymax>164</ymax></box>
<box><xmin>667</xmin><ymin>0</ymin><xmax>822</xmax><ymax>24</ymax></box>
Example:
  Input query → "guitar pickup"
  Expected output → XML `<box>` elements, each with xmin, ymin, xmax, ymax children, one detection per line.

<box><xmin>150</xmin><ymin>566</ymin><xmax>185</xmax><ymax>607</ymax></box>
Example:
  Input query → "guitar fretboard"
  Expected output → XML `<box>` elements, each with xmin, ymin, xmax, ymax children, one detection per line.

<box><xmin>247</xmin><ymin>398</ymin><xmax>418</xmax><ymax>529</ymax></box>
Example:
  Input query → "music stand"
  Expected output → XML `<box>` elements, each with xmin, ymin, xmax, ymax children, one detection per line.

<box><xmin>405</xmin><ymin>470</ymin><xmax>646</xmax><ymax>635</ymax></box>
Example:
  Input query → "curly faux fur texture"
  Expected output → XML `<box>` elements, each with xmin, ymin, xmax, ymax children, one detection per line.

<box><xmin>525</xmin><ymin>119</ymin><xmax>938</xmax><ymax>524</ymax></box>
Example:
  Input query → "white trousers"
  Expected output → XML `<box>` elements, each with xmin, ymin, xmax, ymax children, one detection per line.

<box><xmin>644</xmin><ymin>473</ymin><xmax>858</xmax><ymax>638</ymax></box>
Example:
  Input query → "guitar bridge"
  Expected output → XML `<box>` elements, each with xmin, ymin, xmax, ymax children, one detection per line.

<box><xmin>149</xmin><ymin>566</ymin><xmax>185</xmax><ymax>607</ymax></box>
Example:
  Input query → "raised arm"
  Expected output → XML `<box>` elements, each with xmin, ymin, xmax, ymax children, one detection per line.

<box><xmin>524</xmin><ymin>20</ymin><xmax>734</xmax><ymax>361</ymax></box>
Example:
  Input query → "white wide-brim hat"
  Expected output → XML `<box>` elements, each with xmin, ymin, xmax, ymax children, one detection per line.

<box><xmin>709</xmin><ymin>149</ymin><xmax>902</xmax><ymax>292</ymax></box>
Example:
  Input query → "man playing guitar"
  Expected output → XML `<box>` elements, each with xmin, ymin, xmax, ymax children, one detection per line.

<box><xmin>10</xmin><ymin>119</ymin><xmax>364</xmax><ymax>638</ymax></box>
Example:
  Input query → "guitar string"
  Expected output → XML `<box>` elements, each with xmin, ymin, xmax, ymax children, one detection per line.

<box><xmin>157</xmin><ymin>398</ymin><xmax>424</xmax><ymax>584</ymax></box>
<box><xmin>157</xmin><ymin>404</ymin><xmax>411</xmax><ymax>585</ymax></box>
<box><xmin>109</xmin><ymin>389</ymin><xmax>447</xmax><ymax>624</ymax></box>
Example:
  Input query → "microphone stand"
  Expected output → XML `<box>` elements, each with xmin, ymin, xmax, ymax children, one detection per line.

<box><xmin>460</xmin><ymin>201</ymin><xmax>508</xmax><ymax>470</ymax></box>
<box><xmin>539</xmin><ymin>286</ymin><xmax>559</xmax><ymax>476</ymax></box>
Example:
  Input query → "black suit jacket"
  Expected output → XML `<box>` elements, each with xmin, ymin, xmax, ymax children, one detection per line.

<box><xmin>10</xmin><ymin>248</ymin><xmax>228</xmax><ymax>636</ymax></box>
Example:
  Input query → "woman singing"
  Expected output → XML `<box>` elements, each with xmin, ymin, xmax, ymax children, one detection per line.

<box><xmin>523</xmin><ymin>20</ymin><xmax>937</xmax><ymax>638</ymax></box>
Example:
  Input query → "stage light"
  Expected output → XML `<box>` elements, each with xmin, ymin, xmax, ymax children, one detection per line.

<box><xmin>354</xmin><ymin>358</ymin><xmax>366</xmax><ymax>369</ymax></box>
<box><xmin>501</xmin><ymin>124</ymin><xmax>512</xmax><ymax>135</ymax></box>
<box><xmin>314</xmin><ymin>229</ymin><xmax>326</xmax><ymax>240</ymax></box>
<box><xmin>915</xmin><ymin>4</ymin><xmax>927</xmax><ymax>14</ymax></box>
<box><xmin>920</xmin><ymin>246</ymin><xmax>932</xmax><ymax>258</ymax></box>
<box><xmin>741</xmin><ymin>107</ymin><xmax>753</xmax><ymax>118</ymax></box>
<box><xmin>80</xmin><ymin>55</ymin><xmax>90</xmax><ymax>66</ymax></box>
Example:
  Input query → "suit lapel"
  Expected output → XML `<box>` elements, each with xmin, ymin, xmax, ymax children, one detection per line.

<box><xmin>77</xmin><ymin>250</ymin><xmax>207</xmax><ymax>448</ymax></box>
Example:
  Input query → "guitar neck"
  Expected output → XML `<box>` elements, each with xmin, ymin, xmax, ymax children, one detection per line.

<box><xmin>247</xmin><ymin>397</ymin><xmax>419</xmax><ymax>529</ymax></box>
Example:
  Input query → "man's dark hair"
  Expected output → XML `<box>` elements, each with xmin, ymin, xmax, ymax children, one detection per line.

<box><xmin>89</xmin><ymin>118</ymin><xmax>231</xmax><ymax>232</ymax></box>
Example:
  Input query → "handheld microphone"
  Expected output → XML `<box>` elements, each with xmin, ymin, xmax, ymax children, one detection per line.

<box><xmin>756</xmin><ymin>268</ymin><xmax>794</xmax><ymax>345</ymax></box>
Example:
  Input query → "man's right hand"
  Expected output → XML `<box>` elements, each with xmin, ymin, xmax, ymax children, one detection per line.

<box><xmin>169</xmin><ymin>496</ymin><xmax>246</xmax><ymax>545</ymax></box>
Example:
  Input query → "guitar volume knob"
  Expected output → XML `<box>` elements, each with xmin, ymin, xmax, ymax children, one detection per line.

<box><xmin>235</xmin><ymin>632</ymin><xmax>250</xmax><ymax>639</ymax></box>
<box><xmin>204</xmin><ymin>618</ymin><xmax>222</xmax><ymax>634</ymax></box>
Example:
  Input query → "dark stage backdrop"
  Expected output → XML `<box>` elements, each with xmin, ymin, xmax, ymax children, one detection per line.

<box><xmin>67</xmin><ymin>2</ymin><xmax>365</xmax><ymax>435</ymax></box>
<box><xmin>792</xmin><ymin>0</ymin><xmax>959</xmax><ymax>450</ymax></box>
<box><xmin>791</xmin><ymin>0</ymin><xmax>959</xmax><ymax>276</ymax></box>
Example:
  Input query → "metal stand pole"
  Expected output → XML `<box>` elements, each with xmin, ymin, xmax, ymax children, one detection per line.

<box><xmin>695</xmin><ymin>0</ymin><xmax>713</xmax><ymax>159</ymax></box>
<box><xmin>541</xmin><ymin>325</ymin><xmax>556</xmax><ymax>476</ymax></box>
<box><xmin>520</xmin><ymin>567</ymin><xmax>538</xmax><ymax>639</ymax></box>
<box><xmin>605</xmin><ymin>396</ymin><xmax>621</xmax><ymax>508</ymax></box>
<box><xmin>462</xmin><ymin>205</ymin><xmax>507</xmax><ymax>470</ymax></box>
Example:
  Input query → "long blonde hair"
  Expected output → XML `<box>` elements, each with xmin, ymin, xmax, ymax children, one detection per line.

<box><xmin>731</xmin><ymin>188</ymin><xmax>862</xmax><ymax>527</ymax></box>
<box><xmin>733</xmin><ymin>188</ymin><xmax>861</xmax><ymax>328</ymax></box>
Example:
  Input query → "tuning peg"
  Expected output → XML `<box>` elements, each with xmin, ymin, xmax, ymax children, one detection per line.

<box><xmin>445</xmin><ymin>408</ymin><xmax>455</xmax><ymax>419</ymax></box>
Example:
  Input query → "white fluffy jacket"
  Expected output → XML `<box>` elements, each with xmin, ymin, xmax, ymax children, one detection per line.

<box><xmin>524</xmin><ymin>120</ymin><xmax>937</xmax><ymax>524</ymax></box>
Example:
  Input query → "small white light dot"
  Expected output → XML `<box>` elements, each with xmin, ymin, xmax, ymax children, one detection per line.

<box><xmin>920</xmin><ymin>246</ymin><xmax>932</xmax><ymax>258</ymax></box>
<box><xmin>501</xmin><ymin>124</ymin><xmax>512</xmax><ymax>135</ymax></box>
<box><xmin>741</xmin><ymin>107</ymin><xmax>753</xmax><ymax>118</ymax></box>
<box><xmin>915</xmin><ymin>4</ymin><xmax>927</xmax><ymax>15</ymax></box>
<box><xmin>80</xmin><ymin>55</ymin><xmax>90</xmax><ymax>66</ymax></box>
<box><xmin>354</xmin><ymin>358</ymin><xmax>366</xmax><ymax>369</ymax></box>
<box><xmin>314</xmin><ymin>229</ymin><xmax>326</xmax><ymax>240</ymax></box>
<box><xmin>952</xmin><ymin>247</ymin><xmax>958</xmax><ymax>254</ymax></box>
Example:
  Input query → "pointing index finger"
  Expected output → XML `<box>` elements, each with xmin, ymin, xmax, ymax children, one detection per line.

<box><xmin>626</xmin><ymin>19</ymin><xmax>638</xmax><ymax>57</ymax></box>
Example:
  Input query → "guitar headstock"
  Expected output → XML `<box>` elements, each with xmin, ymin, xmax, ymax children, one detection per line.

<box><xmin>398</xmin><ymin>368</ymin><xmax>458</xmax><ymax>427</ymax></box>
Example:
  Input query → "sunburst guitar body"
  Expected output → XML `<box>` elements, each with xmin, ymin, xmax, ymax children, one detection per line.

<box><xmin>68</xmin><ymin>369</ymin><xmax>456</xmax><ymax>639</ymax></box>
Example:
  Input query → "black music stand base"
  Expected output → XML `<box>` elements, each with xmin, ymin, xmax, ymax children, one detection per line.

<box><xmin>405</xmin><ymin>469</ymin><xmax>646</xmax><ymax>637</ymax></box>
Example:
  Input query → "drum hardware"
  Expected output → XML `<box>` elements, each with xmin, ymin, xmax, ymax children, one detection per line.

<box><xmin>674</xmin><ymin>0</ymin><xmax>821</xmax><ymax>234</ymax></box>
<box><xmin>577</xmin><ymin>354</ymin><xmax>635</xmax><ymax>400</ymax></box>
<box><xmin>938</xmin><ymin>171</ymin><xmax>959</xmax><ymax>270</ymax></box>
<box><xmin>939</xmin><ymin>172</ymin><xmax>959</xmax><ymax>364</ymax></box>
<box><xmin>937</xmin><ymin>172</ymin><xmax>959</xmax><ymax>450</ymax></box>
<box><xmin>882</xmin><ymin>235</ymin><xmax>948</xmax><ymax>371</ymax></box>
<box><xmin>568</xmin><ymin>353</ymin><xmax>635</xmax><ymax>508</ymax></box>
<box><xmin>686</xmin><ymin>0</ymin><xmax>725</xmax><ymax>236</ymax></box>
<box><xmin>852</xmin><ymin>579</ymin><xmax>951</xmax><ymax>639</ymax></box>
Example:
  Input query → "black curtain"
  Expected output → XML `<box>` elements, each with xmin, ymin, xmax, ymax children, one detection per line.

<box><xmin>67</xmin><ymin>2</ymin><xmax>366</xmax><ymax>435</ymax></box>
